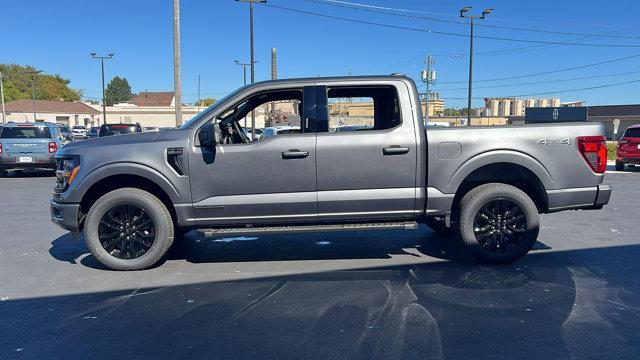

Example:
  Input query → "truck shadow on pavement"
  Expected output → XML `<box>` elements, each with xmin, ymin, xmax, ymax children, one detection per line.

<box><xmin>49</xmin><ymin>226</ymin><xmax>550</xmax><ymax>269</ymax></box>
<box><xmin>20</xmin><ymin>241</ymin><xmax>640</xmax><ymax>359</ymax></box>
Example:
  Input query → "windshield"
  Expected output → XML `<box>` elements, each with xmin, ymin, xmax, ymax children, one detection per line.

<box><xmin>623</xmin><ymin>128</ymin><xmax>640</xmax><ymax>138</ymax></box>
<box><xmin>180</xmin><ymin>86</ymin><xmax>245</xmax><ymax>129</ymax></box>
<box><xmin>1</xmin><ymin>126</ymin><xmax>52</xmax><ymax>139</ymax></box>
<box><xmin>99</xmin><ymin>125</ymin><xmax>142</xmax><ymax>137</ymax></box>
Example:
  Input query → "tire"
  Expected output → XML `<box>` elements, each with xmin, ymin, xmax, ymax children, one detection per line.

<box><xmin>425</xmin><ymin>217</ymin><xmax>450</xmax><ymax>234</ymax></box>
<box><xmin>84</xmin><ymin>188</ymin><xmax>174</xmax><ymax>270</ymax></box>
<box><xmin>615</xmin><ymin>160</ymin><xmax>625</xmax><ymax>171</ymax></box>
<box><xmin>0</xmin><ymin>169</ymin><xmax>7</xmax><ymax>178</ymax></box>
<box><xmin>454</xmin><ymin>183</ymin><xmax>539</xmax><ymax>264</ymax></box>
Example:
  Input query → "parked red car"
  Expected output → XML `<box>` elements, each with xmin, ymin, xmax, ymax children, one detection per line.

<box><xmin>616</xmin><ymin>124</ymin><xmax>640</xmax><ymax>171</ymax></box>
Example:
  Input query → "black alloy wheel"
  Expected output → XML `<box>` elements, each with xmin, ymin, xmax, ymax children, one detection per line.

<box><xmin>472</xmin><ymin>199</ymin><xmax>527</xmax><ymax>253</ymax></box>
<box><xmin>98</xmin><ymin>204</ymin><xmax>156</xmax><ymax>259</ymax></box>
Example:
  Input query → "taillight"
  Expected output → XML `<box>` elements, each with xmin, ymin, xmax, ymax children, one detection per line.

<box><xmin>577</xmin><ymin>136</ymin><xmax>607</xmax><ymax>174</ymax></box>
<box><xmin>48</xmin><ymin>142</ymin><xmax>58</xmax><ymax>153</ymax></box>
<box><xmin>0</xmin><ymin>143</ymin><xmax>3</xmax><ymax>155</ymax></box>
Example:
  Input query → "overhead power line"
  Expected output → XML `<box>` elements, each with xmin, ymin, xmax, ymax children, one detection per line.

<box><xmin>442</xmin><ymin>78</ymin><xmax>640</xmax><ymax>99</ymax></box>
<box><xmin>305</xmin><ymin>0</ymin><xmax>640</xmax><ymax>39</ymax></box>
<box><xmin>431</xmin><ymin>70</ymin><xmax>640</xmax><ymax>90</ymax></box>
<box><xmin>262</xmin><ymin>3</ymin><xmax>640</xmax><ymax>48</ymax></box>
<box><xmin>436</xmin><ymin>53</ymin><xmax>640</xmax><ymax>84</ymax></box>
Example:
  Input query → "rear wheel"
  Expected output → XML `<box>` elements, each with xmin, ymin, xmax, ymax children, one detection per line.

<box><xmin>0</xmin><ymin>169</ymin><xmax>7</xmax><ymax>178</ymax></box>
<box><xmin>84</xmin><ymin>188</ymin><xmax>174</xmax><ymax>270</ymax></box>
<box><xmin>615</xmin><ymin>160</ymin><xmax>625</xmax><ymax>171</ymax></box>
<box><xmin>455</xmin><ymin>183</ymin><xmax>539</xmax><ymax>264</ymax></box>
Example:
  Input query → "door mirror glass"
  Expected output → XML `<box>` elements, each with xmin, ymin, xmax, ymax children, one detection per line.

<box><xmin>198</xmin><ymin>122</ymin><xmax>217</xmax><ymax>147</ymax></box>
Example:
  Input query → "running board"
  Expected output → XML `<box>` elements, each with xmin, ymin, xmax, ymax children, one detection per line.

<box><xmin>198</xmin><ymin>221</ymin><xmax>418</xmax><ymax>237</ymax></box>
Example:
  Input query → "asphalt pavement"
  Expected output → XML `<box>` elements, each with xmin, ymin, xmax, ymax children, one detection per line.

<box><xmin>1</xmin><ymin>167</ymin><xmax>639</xmax><ymax>359</ymax></box>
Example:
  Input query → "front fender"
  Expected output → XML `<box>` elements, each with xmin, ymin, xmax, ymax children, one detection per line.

<box><xmin>64</xmin><ymin>162</ymin><xmax>182</xmax><ymax>203</ymax></box>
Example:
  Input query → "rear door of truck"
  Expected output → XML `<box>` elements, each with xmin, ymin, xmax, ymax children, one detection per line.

<box><xmin>314</xmin><ymin>82</ymin><xmax>419</xmax><ymax>221</ymax></box>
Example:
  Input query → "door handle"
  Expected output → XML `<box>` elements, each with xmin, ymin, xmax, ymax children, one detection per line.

<box><xmin>281</xmin><ymin>149</ymin><xmax>309</xmax><ymax>159</ymax></box>
<box><xmin>383</xmin><ymin>145</ymin><xmax>410</xmax><ymax>155</ymax></box>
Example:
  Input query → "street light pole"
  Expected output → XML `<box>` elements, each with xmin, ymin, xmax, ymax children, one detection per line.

<box><xmin>234</xmin><ymin>60</ymin><xmax>258</xmax><ymax>128</ymax></box>
<box><xmin>460</xmin><ymin>6</ymin><xmax>493</xmax><ymax>126</ymax></box>
<box><xmin>90</xmin><ymin>53</ymin><xmax>114</xmax><ymax>125</ymax></box>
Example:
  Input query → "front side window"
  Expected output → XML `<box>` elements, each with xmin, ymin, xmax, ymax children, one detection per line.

<box><xmin>326</xmin><ymin>86</ymin><xmax>401</xmax><ymax>133</ymax></box>
<box><xmin>215</xmin><ymin>88</ymin><xmax>305</xmax><ymax>144</ymax></box>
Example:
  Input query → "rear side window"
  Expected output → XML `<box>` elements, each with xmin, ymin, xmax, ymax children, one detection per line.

<box><xmin>99</xmin><ymin>124</ymin><xmax>142</xmax><ymax>137</ymax></box>
<box><xmin>326</xmin><ymin>86</ymin><xmax>401</xmax><ymax>132</ymax></box>
<box><xmin>1</xmin><ymin>126</ymin><xmax>52</xmax><ymax>139</ymax></box>
<box><xmin>623</xmin><ymin>128</ymin><xmax>640</xmax><ymax>138</ymax></box>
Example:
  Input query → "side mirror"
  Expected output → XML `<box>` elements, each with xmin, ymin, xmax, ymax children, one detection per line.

<box><xmin>198</xmin><ymin>122</ymin><xmax>217</xmax><ymax>147</ymax></box>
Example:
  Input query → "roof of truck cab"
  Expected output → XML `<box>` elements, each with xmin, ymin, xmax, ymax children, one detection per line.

<box><xmin>246</xmin><ymin>74</ymin><xmax>415</xmax><ymax>87</ymax></box>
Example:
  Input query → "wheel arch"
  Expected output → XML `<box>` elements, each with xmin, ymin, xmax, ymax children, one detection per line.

<box><xmin>450</xmin><ymin>160</ymin><xmax>550</xmax><ymax>215</ymax></box>
<box><xmin>74</xmin><ymin>164</ymin><xmax>181</xmax><ymax>231</ymax></box>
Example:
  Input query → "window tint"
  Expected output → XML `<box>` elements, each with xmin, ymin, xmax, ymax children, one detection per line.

<box><xmin>623</xmin><ymin>128</ymin><xmax>640</xmax><ymax>138</ymax></box>
<box><xmin>326</xmin><ymin>86</ymin><xmax>401</xmax><ymax>132</ymax></box>
<box><xmin>1</xmin><ymin>126</ymin><xmax>52</xmax><ymax>139</ymax></box>
<box><xmin>99</xmin><ymin>124</ymin><xmax>142</xmax><ymax>137</ymax></box>
<box><xmin>217</xmin><ymin>89</ymin><xmax>304</xmax><ymax>144</ymax></box>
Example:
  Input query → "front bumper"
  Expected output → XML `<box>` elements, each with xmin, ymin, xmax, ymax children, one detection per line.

<box><xmin>50</xmin><ymin>200</ymin><xmax>81</xmax><ymax>232</ymax></box>
<box><xmin>546</xmin><ymin>184</ymin><xmax>611</xmax><ymax>212</ymax></box>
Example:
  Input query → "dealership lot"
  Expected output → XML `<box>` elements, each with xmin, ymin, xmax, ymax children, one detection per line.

<box><xmin>1</xmin><ymin>168</ymin><xmax>639</xmax><ymax>359</ymax></box>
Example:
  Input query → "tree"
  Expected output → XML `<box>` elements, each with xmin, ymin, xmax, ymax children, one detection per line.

<box><xmin>104</xmin><ymin>76</ymin><xmax>134</xmax><ymax>105</ymax></box>
<box><xmin>0</xmin><ymin>63</ymin><xmax>81</xmax><ymax>102</ymax></box>
<box><xmin>195</xmin><ymin>97</ymin><xmax>216</xmax><ymax>107</ymax></box>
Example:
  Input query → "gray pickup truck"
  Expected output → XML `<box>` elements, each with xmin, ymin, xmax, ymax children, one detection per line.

<box><xmin>50</xmin><ymin>75</ymin><xmax>611</xmax><ymax>270</ymax></box>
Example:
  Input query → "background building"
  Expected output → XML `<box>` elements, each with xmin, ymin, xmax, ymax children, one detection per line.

<box><xmin>2</xmin><ymin>99</ymin><xmax>100</xmax><ymax>125</ymax></box>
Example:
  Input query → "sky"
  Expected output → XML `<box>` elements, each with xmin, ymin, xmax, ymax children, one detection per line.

<box><xmin>1</xmin><ymin>0</ymin><xmax>640</xmax><ymax>108</ymax></box>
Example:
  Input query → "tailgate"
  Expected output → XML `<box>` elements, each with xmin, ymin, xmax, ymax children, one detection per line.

<box><xmin>2</xmin><ymin>139</ymin><xmax>50</xmax><ymax>155</ymax></box>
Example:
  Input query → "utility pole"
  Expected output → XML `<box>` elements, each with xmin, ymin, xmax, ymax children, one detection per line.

<box><xmin>421</xmin><ymin>54</ymin><xmax>436</xmax><ymax>126</ymax></box>
<box><xmin>459</xmin><ymin>6</ymin><xmax>493</xmax><ymax>126</ymax></box>
<box><xmin>173</xmin><ymin>0</ymin><xmax>183</xmax><ymax>127</ymax></box>
<box><xmin>237</xmin><ymin>0</ymin><xmax>266</xmax><ymax>137</ymax></box>
<box><xmin>0</xmin><ymin>72</ymin><xmax>6</xmax><ymax>123</ymax></box>
<box><xmin>90</xmin><ymin>53</ymin><xmax>113</xmax><ymax>125</ymax></box>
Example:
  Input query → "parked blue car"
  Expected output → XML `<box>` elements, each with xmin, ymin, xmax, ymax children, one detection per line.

<box><xmin>0</xmin><ymin>122</ymin><xmax>64</xmax><ymax>177</ymax></box>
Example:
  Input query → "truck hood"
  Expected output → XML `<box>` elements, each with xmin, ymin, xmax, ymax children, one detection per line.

<box><xmin>57</xmin><ymin>129</ymin><xmax>188</xmax><ymax>156</ymax></box>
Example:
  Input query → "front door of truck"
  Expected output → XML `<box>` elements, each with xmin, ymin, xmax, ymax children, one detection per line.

<box><xmin>189</xmin><ymin>86</ymin><xmax>318</xmax><ymax>226</ymax></box>
<box><xmin>314</xmin><ymin>84</ymin><xmax>419</xmax><ymax>221</ymax></box>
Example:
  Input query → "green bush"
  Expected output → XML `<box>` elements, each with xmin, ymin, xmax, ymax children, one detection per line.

<box><xmin>606</xmin><ymin>141</ymin><xmax>617</xmax><ymax>160</ymax></box>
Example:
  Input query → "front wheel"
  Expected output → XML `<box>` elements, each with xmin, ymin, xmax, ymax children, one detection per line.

<box><xmin>84</xmin><ymin>188</ymin><xmax>174</xmax><ymax>270</ymax></box>
<box><xmin>455</xmin><ymin>183</ymin><xmax>539</xmax><ymax>264</ymax></box>
<box><xmin>615</xmin><ymin>160</ymin><xmax>625</xmax><ymax>171</ymax></box>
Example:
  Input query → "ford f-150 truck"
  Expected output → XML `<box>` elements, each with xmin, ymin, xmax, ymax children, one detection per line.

<box><xmin>50</xmin><ymin>75</ymin><xmax>611</xmax><ymax>270</ymax></box>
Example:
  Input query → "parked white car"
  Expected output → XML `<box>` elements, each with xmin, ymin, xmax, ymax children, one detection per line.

<box><xmin>72</xmin><ymin>125</ymin><xmax>88</xmax><ymax>139</ymax></box>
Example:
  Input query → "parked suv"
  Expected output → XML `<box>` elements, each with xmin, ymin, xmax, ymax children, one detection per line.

<box><xmin>0</xmin><ymin>122</ymin><xmax>63</xmax><ymax>176</ymax></box>
<box><xmin>616</xmin><ymin>124</ymin><xmax>640</xmax><ymax>170</ymax></box>
<box><xmin>98</xmin><ymin>123</ymin><xmax>143</xmax><ymax>137</ymax></box>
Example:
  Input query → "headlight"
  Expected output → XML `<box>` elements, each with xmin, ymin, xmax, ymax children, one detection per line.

<box><xmin>55</xmin><ymin>157</ymin><xmax>80</xmax><ymax>192</ymax></box>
